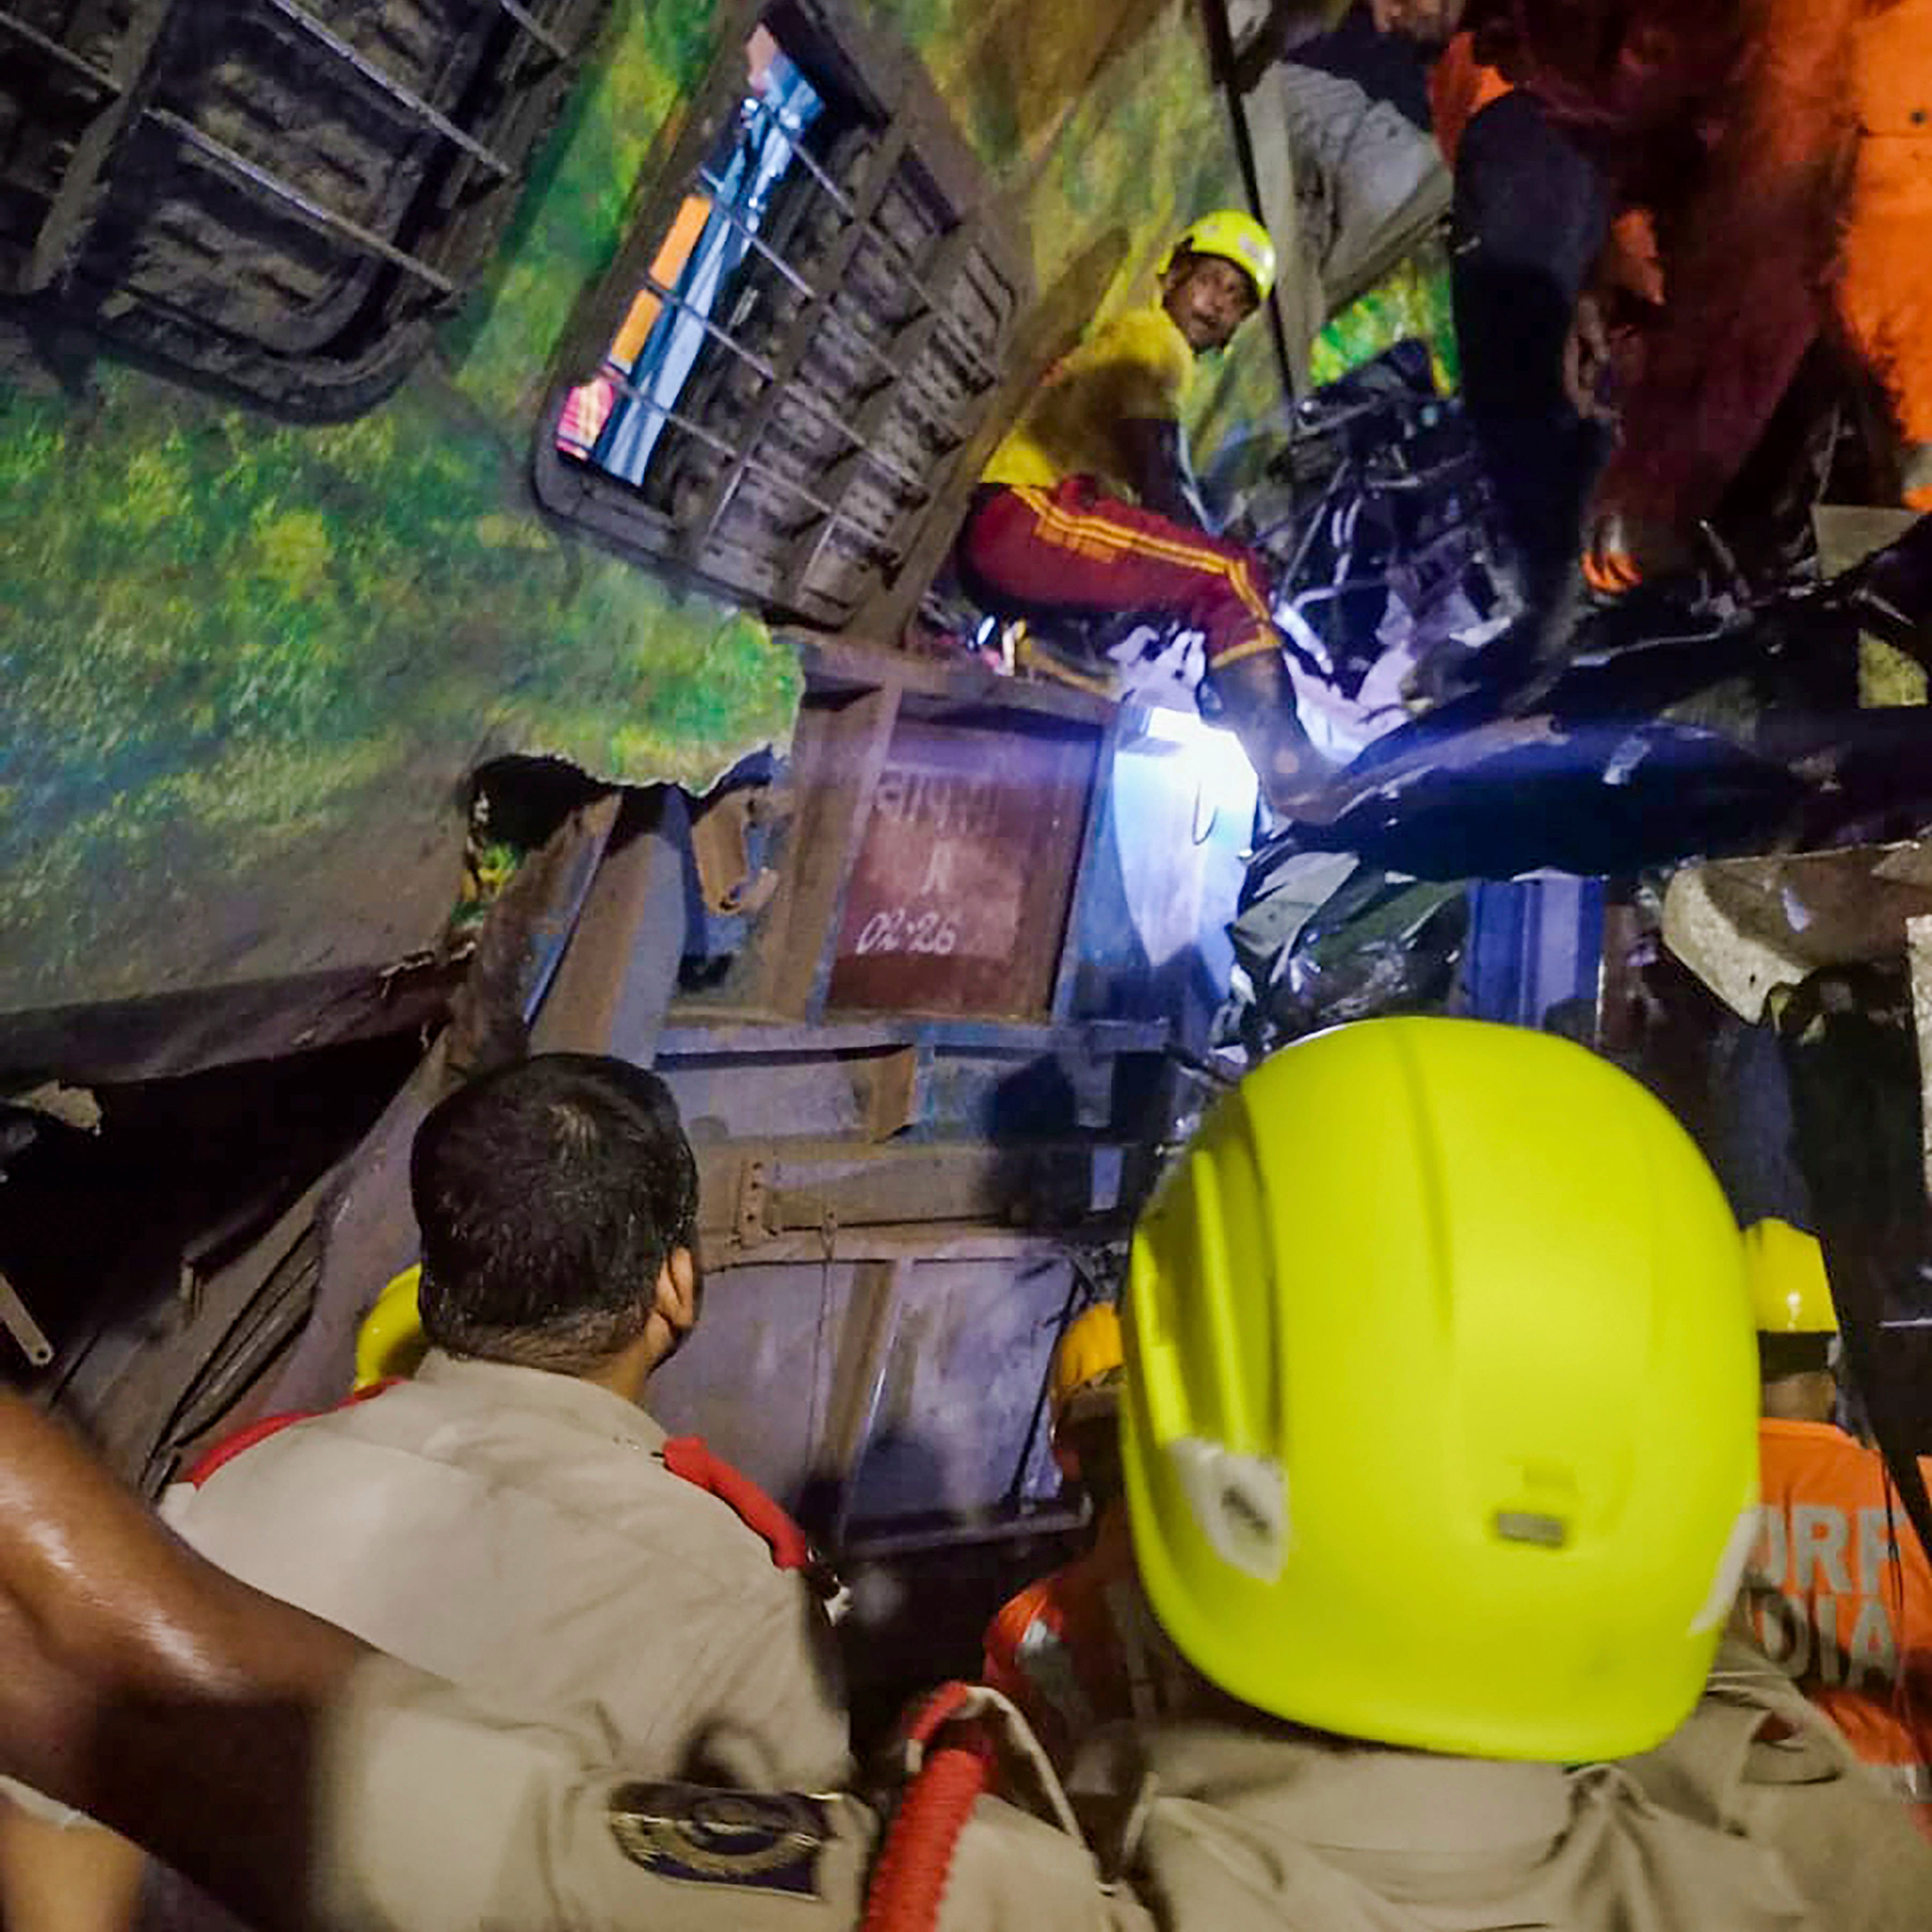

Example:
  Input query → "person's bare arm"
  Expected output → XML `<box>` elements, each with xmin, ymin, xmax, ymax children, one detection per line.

<box><xmin>0</xmin><ymin>1397</ymin><xmax>363</xmax><ymax>1931</ymax></box>
<box><xmin>1120</xmin><ymin>418</ymin><xmax>1212</xmax><ymax>529</ymax></box>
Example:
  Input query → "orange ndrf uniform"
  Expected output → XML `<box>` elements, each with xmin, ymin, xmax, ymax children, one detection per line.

<box><xmin>1741</xmin><ymin>1416</ymin><xmax>1932</xmax><ymax>1830</ymax></box>
<box><xmin>956</xmin><ymin>305</ymin><xmax>1278</xmax><ymax>674</ymax></box>
<box><xmin>1838</xmin><ymin>0</ymin><xmax>1932</xmax><ymax>507</ymax></box>
<box><xmin>979</xmin><ymin>1504</ymin><xmax>1189</xmax><ymax>1769</ymax></box>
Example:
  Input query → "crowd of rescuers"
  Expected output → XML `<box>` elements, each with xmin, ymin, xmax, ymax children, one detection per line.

<box><xmin>2</xmin><ymin>1025</ymin><xmax>1932</xmax><ymax>1929</ymax></box>
<box><xmin>973</xmin><ymin>0</ymin><xmax>1932</xmax><ymax>809</ymax></box>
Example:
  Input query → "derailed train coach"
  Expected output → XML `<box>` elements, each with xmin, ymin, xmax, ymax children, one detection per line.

<box><xmin>6</xmin><ymin>0</ymin><xmax>1932</xmax><ymax>1710</ymax></box>
<box><xmin>0</xmin><ymin>0</ymin><xmax>1304</xmax><ymax>1703</ymax></box>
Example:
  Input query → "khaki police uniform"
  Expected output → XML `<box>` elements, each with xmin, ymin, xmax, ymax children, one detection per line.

<box><xmin>304</xmin><ymin>1652</ymin><xmax>1932</xmax><ymax>1932</ymax></box>
<box><xmin>1627</xmin><ymin>1637</ymin><xmax>1932</xmax><ymax>1927</ymax></box>
<box><xmin>162</xmin><ymin>1350</ymin><xmax>848</xmax><ymax>1791</ymax></box>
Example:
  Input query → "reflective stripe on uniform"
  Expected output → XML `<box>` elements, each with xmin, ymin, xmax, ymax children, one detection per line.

<box><xmin>1010</xmin><ymin>486</ymin><xmax>1277</xmax><ymax>641</ymax></box>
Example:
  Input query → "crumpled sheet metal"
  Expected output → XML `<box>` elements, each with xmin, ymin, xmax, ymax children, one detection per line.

<box><xmin>1228</xmin><ymin>850</ymin><xmax>1358</xmax><ymax>986</ymax></box>
<box><xmin>1813</xmin><ymin>505</ymin><xmax>1928</xmax><ymax>709</ymax></box>
<box><xmin>1909</xmin><ymin>913</ymin><xmax>1932</xmax><ymax>1204</ymax></box>
<box><xmin>1663</xmin><ymin>839</ymin><xmax>1932</xmax><ymax>1023</ymax></box>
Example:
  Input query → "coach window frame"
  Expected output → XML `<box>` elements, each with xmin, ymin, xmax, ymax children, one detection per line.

<box><xmin>530</xmin><ymin>0</ymin><xmax>1029</xmax><ymax>632</ymax></box>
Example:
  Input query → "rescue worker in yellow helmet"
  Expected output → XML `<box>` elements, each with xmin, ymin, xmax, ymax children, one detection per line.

<box><xmin>1737</xmin><ymin>1217</ymin><xmax>1932</xmax><ymax>1833</ymax></box>
<box><xmin>956</xmin><ymin>211</ymin><xmax>1331</xmax><ymax>817</ymax></box>
<box><xmin>2</xmin><ymin>1022</ymin><xmax>1930</xmax><ymax>1929</ymax></box>
<box><xmin>981</xmin><ymin>1305</ymin><xmax>1188</xmax><ymax>1767</ymax></box>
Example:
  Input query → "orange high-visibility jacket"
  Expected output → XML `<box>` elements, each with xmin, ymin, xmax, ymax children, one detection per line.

<box><xmin>980</xmin><ymin>1506</ymin><xmax>1189</xmax><ymax>1770</ymax></box>
<box><xmin>1743</xmin><ymin>1417</ymin><xmax>1932</xmax><ymax>1825</ymax></box>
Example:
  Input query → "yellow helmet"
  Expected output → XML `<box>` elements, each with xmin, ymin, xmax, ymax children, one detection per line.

<box><xmin>1051</xmin><ymin>1304</ymin><xmax>1125</xmax><ymax>1481</ymax></box>
<box><xmin>1122</xmin><ymin>1017</ymin><xmax>1759</xmax><ymax>1762</ymax></box>
<box><xmin>1743</xmin><ymin>1218</ymin><xmax>1838</xmax><ymax>1336</ymax></box>
<box><xmin>353</xmin><ymin>1264</ymin><xmax>427</xmax><ymax>1390</ymax></box>
<box><xmin>1158</xmin><ymin>209</ymin><xmax>1277</xmax><ymax>303</ymax></box>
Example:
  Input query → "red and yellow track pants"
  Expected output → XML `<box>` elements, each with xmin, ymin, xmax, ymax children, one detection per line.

<box><xmin>956</xmin><ymin>478</ymin><xmax>1278</xmax><ymax>672</ymax></box>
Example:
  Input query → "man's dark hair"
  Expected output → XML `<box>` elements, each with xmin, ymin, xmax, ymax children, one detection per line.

<box><xmin>411</xmin><ymin>1053</ymin><xmax>699</xmax><ymax>1374</ymax></box>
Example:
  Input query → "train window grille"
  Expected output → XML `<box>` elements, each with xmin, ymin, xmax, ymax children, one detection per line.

<box><xmin>0</xmin><ymin>0</ymin><xmax>609</xmax><ymax>415</ymax></box>
<box><xmin>534</xmin><ymin>1</ymin><xmax>1025</xmax><ymax>630</ymax></box>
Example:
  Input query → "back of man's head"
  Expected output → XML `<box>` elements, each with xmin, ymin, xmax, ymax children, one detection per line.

<box><xmin>411</xmin><ymin>1054</ymin><xmax>698</xmax><ymax>1376</ymax></box>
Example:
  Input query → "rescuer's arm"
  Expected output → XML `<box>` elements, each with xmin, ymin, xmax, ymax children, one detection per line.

<box><xmin>0</xmin><ymin>1396</ymin><xmax>361</xmax><ymax>1932</ymax></box>
<box><xmin>1120</xmin><ymin>418</ymin><xmax>1214</xmax><ymax>530</ymax></box>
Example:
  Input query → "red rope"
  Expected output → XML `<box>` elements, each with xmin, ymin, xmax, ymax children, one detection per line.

<box><xmin>661</xmin><ymin>1434</ymin><xmax>814</xmax><ymax>1571</ymax></box>
<box><xmin>181</xmin><ymin>1380</ymin><xmax>399</xmax><ymax>1486</ymax></box>
<box><xmin>859</xmin><ymin>1685</ymin><xmax>994</xmax><ymax>1932</ymax></box>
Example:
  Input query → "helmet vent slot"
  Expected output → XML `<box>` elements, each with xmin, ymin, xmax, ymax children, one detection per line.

<box><xmin>1167</xmin><ymin>1437</ymin><xmax>1286</xmax><ymax>1580</ymax></box>
<box><xmin>1493</xmin><ymin>1510</ymin><xmax>1569</xmax><ymax>1549</ymax></box>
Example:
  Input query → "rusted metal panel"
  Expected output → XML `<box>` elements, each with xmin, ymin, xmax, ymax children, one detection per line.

<box><xmin>699</xmin><ymin>1223</ymin><xmax>1087</xmax><ymax>1265</ymax></box>
<box><xmin>796</xmin><ymin>638</ymin><xmax>1115</xmax><ymax>726</ymax></box>
<box><xmin>742</xmin><ymin>684</ymin><xmax>903</xmax><ymax>1018</ymax></box>
<box><xmin>647</xmin><ymin>1256</ymin><xmax>862</xmax><ymax>1507</ymax></box>
<box><xmin>825</xmin><ymin>709</ymin><xmax>1100</xmax><ymax>1019</ymax></box>
<box><xmin>529</xmin><ymin>791</ymin><xmax>691</xmax><ymax>1064</ymax></box>
<box><xmin>661</xmin><ymin>1023</ymin><xmax>1168</xmax><ymax>1147</ymax></box>
<box><xmin>657</xmin><ymin>1018</ymin><xmax>1170</xmax><ymax>1056</ymax></box>
<box><xmin>863</xmin><ymin>1045</ymin><xmax>922</xmax><ymax>1140</ymax></box>
<box><xmin>819</xmin><ymin>1257</ymin><xmax>910</xmax><ymax>1544</ymax></box>
<box><xmin>649</xmin><ymin>1248</ymin><xmax>1075</xmax><ymax>1544</ymax></box>
<box><xmin>841</xmin><ymin>1256</ymin><xmax>1069</xmax><ymax>1529</ymax></box>
<box><xmin>696</xmin><ymin>1135</ymin><xmax>1145</xmax><ymax>1240</ymax></box>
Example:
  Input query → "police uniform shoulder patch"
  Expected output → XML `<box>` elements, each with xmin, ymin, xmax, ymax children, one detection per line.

<box><xmin>607</xmin><ymin>1783</ymin><xmax>831</xmax><ymax>1899</ymax></box>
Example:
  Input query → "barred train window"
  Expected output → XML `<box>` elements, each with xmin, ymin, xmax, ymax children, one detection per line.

<box><xmin>534</xmin><ymin>0</ymin><xmax>1025</xmax><ymax>630</ymax></box>
<box><xmin>0</xmin><ymin>0</ymin><xmax>608</xmax><ymax>417</ymax></box>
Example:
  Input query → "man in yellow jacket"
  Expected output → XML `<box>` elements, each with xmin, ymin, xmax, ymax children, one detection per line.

<box><xmin>957</xmin><ymin>212</ymin><xmax>1328</xmax><ymax>815</ymax></box>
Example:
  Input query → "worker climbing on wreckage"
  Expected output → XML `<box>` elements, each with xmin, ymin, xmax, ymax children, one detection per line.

<box><xmin>954</xmin><ymin>212</ymin><xmax>1333</xmax><ymax>818</ymax></box>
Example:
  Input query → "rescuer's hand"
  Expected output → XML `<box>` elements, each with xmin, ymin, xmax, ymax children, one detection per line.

<box><xmin>1562</xmin><ymin>291</ymin><xmax>1618</xmax><ymax>428</ymax></box>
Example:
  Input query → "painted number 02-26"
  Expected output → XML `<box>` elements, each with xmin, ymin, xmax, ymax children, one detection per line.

<box><xmin>854</xmin><ymin>907</ymin><xmax>959</xmax><ymax>957</ymax></box>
